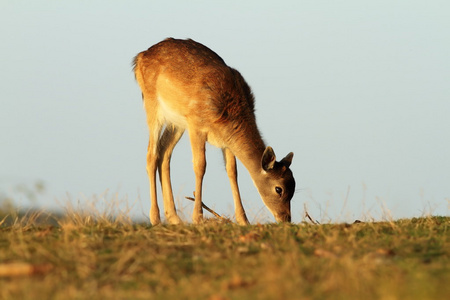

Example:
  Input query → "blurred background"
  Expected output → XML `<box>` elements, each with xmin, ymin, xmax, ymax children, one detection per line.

<box><xmin>1</xmin><ymin>1</ymin><xmax>449</xmax><ymax>223</ymax></box>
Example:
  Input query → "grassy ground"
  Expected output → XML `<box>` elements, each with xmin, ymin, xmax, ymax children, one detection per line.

<box><xmin>0</xmin><ymin>209</ymin><xmax>448</xmax><ymax>300</ymax></box>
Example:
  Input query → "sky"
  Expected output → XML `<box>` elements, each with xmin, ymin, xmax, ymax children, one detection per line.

<box><xmin>1</xmin><ymin>1</ymin><xmax>449</xmax><ymax>223</ymax></box>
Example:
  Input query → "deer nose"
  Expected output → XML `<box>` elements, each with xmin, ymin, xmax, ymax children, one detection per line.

<box><xmin>276</xmin><ymin>213</ymin><xmax>291</xmax><ymax>223</ymax></box>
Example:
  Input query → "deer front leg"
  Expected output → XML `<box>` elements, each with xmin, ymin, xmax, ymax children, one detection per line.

<box><xmin>188</xmin><ymin>130</ymin><xmax>207</xmax><ymax>224</ymax></box>
<box><xmin>223</xmin><ymin>148</ymin><xmax>249</xmax><ymax>225</ymax></box>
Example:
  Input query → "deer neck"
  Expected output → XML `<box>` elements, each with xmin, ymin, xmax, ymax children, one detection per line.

<box><xmin>224</xmin><ymin>122</ymin><xmax>266</xmax><ymax>177</ymax></box>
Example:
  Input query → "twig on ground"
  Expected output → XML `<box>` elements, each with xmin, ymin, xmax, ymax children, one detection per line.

<box><xmin>185</xmin><ymin>196</ymin><xmax>232</xmax><ymax>223</ymax></box>
<box><xmin>304</xmin><ymin>204</ymin><xmax>319</xmax><ymax>225</ymax></box>
<box><xmin>0</xmin><ymin>263</ymin><xmax>53</xmax><ymax>277</ymax></box>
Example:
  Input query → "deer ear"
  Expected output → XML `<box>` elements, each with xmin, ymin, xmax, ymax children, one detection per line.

<box><xmin>281</xmin><ymin>152</ymin><xmax>294</xmax><ymax>167</ymax></box>
<box><xmin>262</xmin><ymin>146</ymin><xmax>276</xmax><ymax>171</ymax></box>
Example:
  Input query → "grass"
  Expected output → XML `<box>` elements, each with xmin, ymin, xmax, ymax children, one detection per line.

<box><xmin>0</xmin><ymin>205</ymin><xmax>448</xmax><ymax>300</ymax></box>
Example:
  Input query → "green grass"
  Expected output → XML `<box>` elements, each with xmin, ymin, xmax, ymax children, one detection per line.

<box><xmin>0</xmin><ymin>209</ymin><xmax>448</xmax><ymax>300</ymax></box>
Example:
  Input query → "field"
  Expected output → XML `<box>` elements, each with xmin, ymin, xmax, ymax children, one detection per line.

<box><xmin>0</xmin><ymin>208</ymin><xmax>448</xmax><ymax>300</ymax></box>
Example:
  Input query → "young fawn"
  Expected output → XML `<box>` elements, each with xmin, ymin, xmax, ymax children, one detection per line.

<box><xmin>133</xmin><ymin>38</ymin><xmax>295</xmax><ymax>225</ymax></box>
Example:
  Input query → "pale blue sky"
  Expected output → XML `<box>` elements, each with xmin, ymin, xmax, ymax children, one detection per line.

<box><xmin>1</xmin><ymin>1</ymin><xmax>449</xmax><ymax>223</ymax></box>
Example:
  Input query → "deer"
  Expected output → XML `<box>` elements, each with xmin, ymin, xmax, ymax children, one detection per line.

<box><xmin>133</xmin><ymin>38</ymin><xmax>295</xmax><ymax>225</ymax></box>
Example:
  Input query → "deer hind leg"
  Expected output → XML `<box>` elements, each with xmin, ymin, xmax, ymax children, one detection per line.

<box><xmin>147</xmin><ymin>124</ymin><xmax>163</xmax><ymax>226</ymax></box>
<box><xmin>157</xmin><ymin>126</ymin><xmax>184</xmax><ymax>224</ymax></box>
<box><xmin>188</xmin><ymin>129</ymin><xmax>207</xmax><ymax>224</ymax></box>
<box><xmin>223</xmin><ymin>148</ymin><xmax>249</xmax><ymax>225</ymax></box>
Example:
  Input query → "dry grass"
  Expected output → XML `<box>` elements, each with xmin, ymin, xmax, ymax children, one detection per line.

<box><xmin>0</xmin><ymin>202</ymin><xmax>448</xmax><ymax>300</ymax></box>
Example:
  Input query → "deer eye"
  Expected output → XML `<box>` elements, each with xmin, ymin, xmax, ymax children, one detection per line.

<box><xmin>275</xmin><ymin>186</ymin><xmax>283</xmax><ymax>196</ymax></box>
